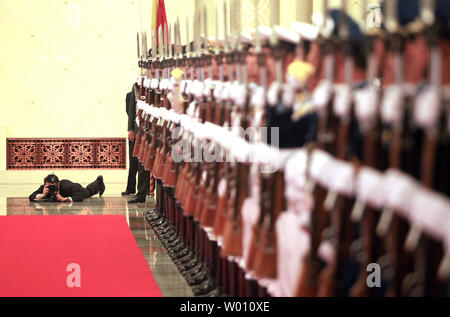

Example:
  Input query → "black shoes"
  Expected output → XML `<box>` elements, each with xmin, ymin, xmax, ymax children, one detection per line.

<box><xmin>97</xmin><ymin>176</ymin><xmax>105</xmax><ymax>196</ymax></box>
<box><xmin>121</xmin><ymin>191</ymin><xmax>136</xmax><ymax>196</ymax></box>
<box><xmin>128</xmin><ymin>197</ymin><xmax>146</xmax><ymax>203</ymax></box>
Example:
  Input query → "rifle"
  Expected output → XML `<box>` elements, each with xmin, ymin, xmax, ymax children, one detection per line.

<box><xmin>152</xmin><ymin>25</ymin><xmax>167</xmax><ymax>180</ymax></box>
<box><xmin>349</xmin><ymin>2</ymin><xmax>386</xmax><ymax>296</ymax></box>
<box><xmin>316</xmin><ymin>160</ymin><xmax>356</xmax><ymax>297</ymax></box>
<box><xmin>201</xmin><ymin>141</ymin><xmax>223</xmax><ymax>228</ymax></box>
<box><xmin>315</xmin><ymin>1</ymin><xmax>338</xmax><ymax>156</ymax></box>
<box><xmin>253</xmin><ymin>170</ymin><xmax>284</xmax><ymax>279</ymax></box>
<box><xmin>184</xmin><ymin>14</ymin><xmax>203</xmax><ymax>217</ymax></box>
<box><xmin>349</xmin><ymin>168</ymin><xmax>386</xmax><ymax>297</ymax></box>
<box><xmin>212</xmin><ymin>3</ymin><xmax>234</xmax><ymax>237</ymax></box>
<box><xmin>133</xmin><ymin>30</ymin><xmax>150</xmax><ymax>159</ymax></box>
<box><xmin>294</xmin><ymin>149</ymin><xmax>332</xmax><ymax>297</ymax></box>
<box><xmin>138</xmin><ymin>41</ymin><xmax>151</xmax><ymax>165</ymax></box>
<box><xmin>402</xmin><ymin>0</ymin><xmax>447</xmax><ymax>297</ymax></box>
<box><xmin>133</xmin><ymin>90</ymin><xmax>146</xmax><ymax>159</ymax></box>
<box><xmin>375</xmin><ymin>0</ymin><xmax>416</xmax><ymax>297</ymax></box>
<box><xmin>222</xmin><ymin>161</ymin><xmax>243</xmax><ymax>256</ymax></box>
<box><xmin>164</xmin><ymin>24</ymin><xmax>184</xmax><ymax>189</ymax></box>
<box><xmin>204</xmin><ymin>9</ymin><xmax>215</xmax><ymax>124</ymax></box>
<box><xmin>174</xmin><ymin>22</ymin><xmax>194</xmax><ymax>204</ymax></box>
<box><xmin>245</xmin><ymin>165</ymin><xmax>266</xmax><ymax>269</ymax></box>
<box><xmin>142</xmin><ymin>34</ymin><xmax>160</xmax><ymax>171</ymax></box>
<box><xmin>194</xmin><ymin>10</ymin><xmax>212</xmax><ymax>222</ymax></box>
<box><xmin>223</xmin><ymin>1</ymin><xmax>235</xmax><ymax>128</ymax></box>
<box><xmin>222</xmin><ymin>7</ymin><xmax>251</xmax><ymax>257</ymax></box>
<box><xmin>333</xmin><ymin>4</ymin><xmax>354</xmax><ymax>161</ymax></box>
<box><xmin>213</xmin><ymin>147</ymin><xmax>231</xmax><ymax>237</ymax></box>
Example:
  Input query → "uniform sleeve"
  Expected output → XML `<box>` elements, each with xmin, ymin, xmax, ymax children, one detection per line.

<box><xmin>29</xmin><ymin>185</ymin><xmax>45</xmax><ymax>202</ymax></box>
<box><xmin>127</xmin><ymin>90</ymin><xmax>136</xmax><ymax>132</ymax></box>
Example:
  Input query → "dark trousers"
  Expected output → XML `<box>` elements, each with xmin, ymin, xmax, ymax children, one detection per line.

<box><xmin>127</xmin><ymin>139</ymin><xmax>150</xmax><ymax>200</ymax></box>
<box><xmin>126</xmin><ymin>140</ymin><xmax>139</xmax><ymax>193</ymax></box>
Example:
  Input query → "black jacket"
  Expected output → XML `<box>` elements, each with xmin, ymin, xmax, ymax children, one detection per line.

<box><xmin>127</xmin><ymin>85</ymin><xmax>137</xmax><ymax>132</ymax></box>
<box><xmin>29</xmin><ymin>180</ymin><xmax>88</xmax><ymax>202</ymax></box>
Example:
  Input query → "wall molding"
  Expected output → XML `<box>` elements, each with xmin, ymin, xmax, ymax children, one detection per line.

<box><xmin>7</xmin><ymin>138</ymin><xmax>126</xmax><ymax>170</ymax></box>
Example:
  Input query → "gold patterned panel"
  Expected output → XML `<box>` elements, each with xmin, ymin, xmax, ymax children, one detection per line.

<box><xmin>241</xmin><ymin>0</ymin><xmax>272</xmax><ymax>36</ymax></box>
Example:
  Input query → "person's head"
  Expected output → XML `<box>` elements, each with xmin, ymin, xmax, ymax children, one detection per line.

<box><xmin>44</xmin><ymin>174</ymin><xmax>60</xmax><ymax>189</ymax></box>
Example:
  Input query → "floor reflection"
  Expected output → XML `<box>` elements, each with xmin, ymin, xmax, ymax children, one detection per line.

<box><xmin>4</xmin><ymin>197</ymin><xmax>193</xmax><ymax>297</ymax></box>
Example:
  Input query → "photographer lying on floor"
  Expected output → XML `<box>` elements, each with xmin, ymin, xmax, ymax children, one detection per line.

<box><xmin>29</xmin><ymin>174</ymin><xmax>105</xmax><ymax>203</ymax></box>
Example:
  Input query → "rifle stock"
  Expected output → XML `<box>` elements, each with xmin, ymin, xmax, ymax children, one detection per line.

<box><xmin>316</xmin><ymin>195</ymin><xmax>355</xmax><ymax>297</ymax></box>
<box><xmin>294</xmin><ymin>184</ymin><xmax>329</xmax><ymax>297</ymax></box>
<box><xmin>213</xmin><ymin>162</ymin><xmax>231</xmax><ymax>237</ymax></box>
<box><xmin>254</xmin><ymin>171</ymin><xmax>284</xmax><ymax>279</ymax></box>
<box><xmin>133</xmin><ymin>85</ymin><xmax>145</xmax><ymax>158</ymax></box>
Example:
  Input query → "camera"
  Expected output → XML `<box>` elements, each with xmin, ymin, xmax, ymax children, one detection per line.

<box><xmin>47</xmin><ymin>184</ymin><xmax>59</xmax><ymax>201</ymax></box>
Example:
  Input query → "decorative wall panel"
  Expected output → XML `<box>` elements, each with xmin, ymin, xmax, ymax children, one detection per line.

<box><xmin>241</xmin><ymin>0</ymin><xmax>272</xmax><ymax>36</ymax></box>
<box><xmin>7</xmin><ymin>138</ymin><xmax>126</xmax><ymax>170</ymax></box>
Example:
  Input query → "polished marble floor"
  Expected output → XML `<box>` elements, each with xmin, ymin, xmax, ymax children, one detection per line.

<box><xmin>0</xmin><ymin>184</ymin><xmax>193</xmax><ymax>297</ymax></box>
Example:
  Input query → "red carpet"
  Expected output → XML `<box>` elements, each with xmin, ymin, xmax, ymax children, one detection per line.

<box><xmin>0</xmin><ymin>215</ymin><xmax>163</xmax><ymax>297</ymax></box>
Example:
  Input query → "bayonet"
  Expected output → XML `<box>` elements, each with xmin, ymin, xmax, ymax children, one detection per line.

<box><xmin>320</xmin><ymin>0</ymin><xmax>330</xmax><ymax>37</ymax></box>
<box><xmin>341</xmin><ymin>0</ymin><xmax>353</xmax><ymax>86</ymax></box>
<box><xmin>186</xmin><ymin>14</ymin><xmax>190</xmax><ymax>58</ymax></box>
<box><xmin>215</xmin><ymin>2</ymin><xmax>220</xmax><ymax>55</ymax></box>
<box><xmin>174</xmin><ymin>21</ymin><xmax>179</xmax><ymax>64</ymax></box>
<box><xmin>215</xmin><ymin>1</ymin><xmax>224</xmax><ymax>82</ymax></box>
<box><xmin>137</xmin><ymin>32</ymin><xmax>140</xmax><ymax>59</ymax></box>
<box><xmin>144</xmin><ymin>32</ymin><xmax>148</xmax><ymax>61</ymax></box>
<box><xmin>156</xmin><ymin>25</ymin><xmax>163</xmax><ymax>79</ymax></box>
<box><xmin>145</xmin><ymin>32</ymin><xmax>150</xmax><ymax>70</ymax></box>
<box><xmin>203</xmin><ymin>6</ymin><xmax>214</xmax><ymax>82</ymax></box>
<box><xmin>176</xmin><ymin>17</ymin><xmax>181</xmax><ymax>60</ymax></box>
<box><xmin>137</xmin><ymin>32</ymin><xmax>141</xmax><ymax>67</ymax></box>
<box><xmin>322</xmin><ymin>0</ymin><xmax>335</xmax><ymax>81</ymax></box>
<box><xmin>339</xmin><ymin>0</ymin><xmax>349</xmax><ymax>41</ymax></box>
<box><xmin>390</xmin><ymin>0</ymin><xmax>403</xmax><ymax>85</ymax></box>
<box><xmin>163</xmin><ymin>23</ymin><xmax>168</xmax><ymax>60</ymax></box>
<box><xmin>224</xmin><ymin>0</ymin><xmax>233</xmax><ymax>82</ymax></box>
<box><xmin>423</xmin><ymin>0</ymin><xmax>439</xmax><ymax>86</ymax></box>
<box><xmin>187</xmin><ymin>14</ymin><xmax>195</xmax><ymax>81</ymax></box>
<box><xmin>200</xmin><ymin>8</ymin><xmax>206</xmax><ymax>81</ymax></box>
<box><xmin>254</xmin><ymin>0</ymin><xmax>266</xmax><ymax>89</ymax></box>
<box><xmin>237</xmin><ymin>0</ymin><xmax>243</xmax><ymax>53</ymax></box>
<box><xmin>203</xmin><ymin>5</ymin><xmax>209</xmax><ymax>56</ymax></box>
<box><xmin>152</xmin><ymin>33</ymin><xmax>156</xmax><ymax>60</ymax></box>
<box><xmin>229</xmin><ymin>0</ymin><xmax>236</xmax><ymax>52</ymax></box>
<box><xmin>141</xmin><ymin>31</ymin><xmax>145</xmax><ymax>60</ymax></box>
<box><xmin>422</xmin><ymin>0</ymin><xmax>436</xmax><ymax>25</ymax></box>
<box><xmin>196</xmin><ymin>10</ymin><xmax>202</xmax><ymax>59</ymax></box>
<box><xmin>163</xmin><ymin>23</ymin><xmax>168</xmax><ymax>79</ymax></box>
<box><xmin>386</xmin><ymin>0</ymin><xmax>398</xmax><ymax>34</ymax></box>
<box><xmin>360</xmin><ymin>0</ymin><xmax>367</xmax><ymax>32</ymax></box>
<box><xmin>273</xmin><ymin>8</ymin><xmax>282</xmax><ymax>86</ymax></box>
<box><xmin>168</xmin><ymin>23</ymin><xmax>172</xmax><ymax>60</ymax></box>
<box><xmin>255</xmin><ymin>0</ymin><xmax>261</xmax><ymax>54</ymax></box>
<box><xmin>223</xmin><ymin>0</ymin><xmax>229</xmax><ymax>54</ymax></box>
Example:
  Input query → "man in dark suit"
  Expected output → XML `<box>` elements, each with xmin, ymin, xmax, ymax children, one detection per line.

<box><xmin>122</xmin><ymin>84</ymin><xmax>139</xmax><ymax>196</ymax></box>
<box><xmin>29</xmin><ymin>174</ymin><xmax>105</xmax><ymax>203</ymax></box>
<box><xmin>123</xmin><ymin>83</ymin><xmax>150</xmax><ymax>203</ymax></box>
